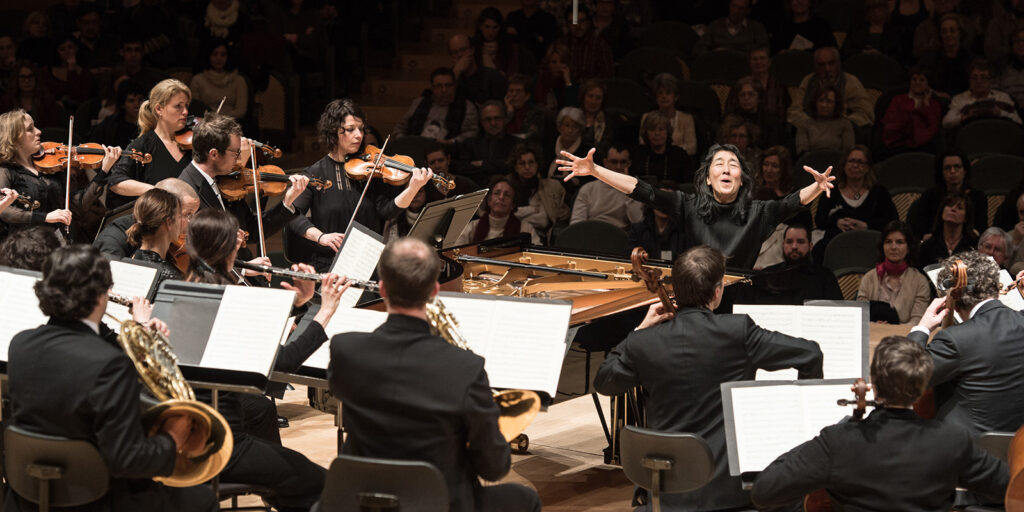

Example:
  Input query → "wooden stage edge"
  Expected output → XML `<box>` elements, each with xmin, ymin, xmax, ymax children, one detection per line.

<box><xmin>233</xmin><ymin>321</ymin><xmax>915</xmax><ymax>510</ymax></box>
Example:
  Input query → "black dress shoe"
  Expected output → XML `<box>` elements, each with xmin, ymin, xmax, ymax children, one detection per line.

<box><xmin>277</xmin><ymin>415</ymin><xmax>290</xmax><ymax>429</ymax></box>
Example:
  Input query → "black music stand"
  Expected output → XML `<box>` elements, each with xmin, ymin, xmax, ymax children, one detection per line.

<box><xmin>407</xmin><ymin>189</ymin><xmax>488</xmax><ymax>250</ymax></box>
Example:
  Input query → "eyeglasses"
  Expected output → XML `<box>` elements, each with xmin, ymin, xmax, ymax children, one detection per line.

<box><xmin>847</xmin><ymin>158</ymin><xmax>868</xmax><ymax>165</ymax></box>
<box><xmin>225</xmin><ymin>147</ymin><xmax>241</xmax><ymax>158</ymax></box>
<box><xmin>943</xmin><ymin>163</ymin><xmax>964</xmax><ymax>170</ymax></box>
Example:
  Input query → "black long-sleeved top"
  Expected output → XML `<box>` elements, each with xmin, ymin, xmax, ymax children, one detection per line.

<box><xmin>94</xmin><ymin>214</ymin><xmax>136</xmax><ymax>260</ymax></box>
<box><xmin>595</xmin><ymin>307</ymin><xmax>823</xmax><ymax>511</ymax></box>
<box><xmin>288</xmin><ymin>154</ymin><xmax>401</xmax><ymax>272</ymax></box>
<box><xmin>0</xmin><ymin>162</ymin><xmax>108</xmax><ymax>242</ymax></box>
<box><xmin>815</xmin><ymin>184</ymin><xmax>899</xmax><ymax>241</ymax></box>
<box><xmin>753</xmin><ymin>408</ymin><xmax>1008</xmax><ymax>511</ymax></box>
<box><xmin>107</xmin><ymin>131</ymin><xmax>191</xmax><ymax>209</ymax></box>
<box><xmin>629</xmin><ymin>179</ymin><xmax>805</xmax><ymax>269</ymax></box>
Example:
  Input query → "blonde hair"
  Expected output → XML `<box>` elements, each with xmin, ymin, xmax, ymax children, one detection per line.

<box><xmin>0</xmin><ymin>109</ymin><xmax>29</xmax><ymax>165</ymax></box>
<box><xmin>138</xmin><ymin>79</ymin><xmax>191</xmax><ymax>135</ymax></box>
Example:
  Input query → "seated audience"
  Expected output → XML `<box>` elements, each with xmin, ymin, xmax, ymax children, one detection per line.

<box><xmin>881</xmin><ymin>67</ymin><xmax>943</xmax><ymax>154</ymax></box>
<box><xmin>472</xmin><ymin>7</ymin><xmax>536</xmax><ymax>77</ymax></box>
<box><xmin>996</xmin><ymin>27</ymin><xmax>1024</xmax><ymax>113</ymax></box>
<box><xmin>395</xmin><ymin>67</ymin><xmax>479</xmax><ymax>144</ymax></box>
<box><xmin>857</xmin><ymin>220</ymin><xmax>932</xmax><ymax>324</ymax></box>
<box><xmin>753</xmin><ymin>145</ymin><xmax>793</xmax><ymax>200</ymax></box>
<box><xmin>571</xmin><ymin>142</ymin><xmax>643</xmax><ymax>229</ymax></box>
<box><xmin>0</xmin><ymin>61</ymin><xmax>63</xmax><ymax>128</ymax></box>
<box><xmin>632</xmin><ymin>111</ymin><xmax>694</xmax><ymax>184</ymax></box>
<box><xmin>919</xmin><ymin>13</ymin><xmax>974</xmax><ymax>98</ymax></box>
<box><xmin>919</xmin><ymin>191</ymin><xmax>979</xmax><ymax>268</ymax></box>
<box><xmin>840</xmin><ymin>0</ymin><xmax>902</xmax><ymax>61</ymax></box>
<box><xmin>753</xmin><ymin>335</ymin><xmax>1008</xmax><ymax>511</ymax></box>
<box><xmin>694</xmin><ymin>0</ymin><xmax>769</xmax><ymax>55</ymax></box>
<box><xmin>796</xmin><ymin>85</ymin><xmax>854</xmax><ymax>154</ymax></box>
<box><xmin>943</xmin><ymin>59</ymin><xmax>1022</xmax><ymax>129</ymax></box>
<box><xmin>787</xmin><ymin>47</ymin><xmax>874</xmax><ymax>130</ymax></box>
<box><xmin>506</xmin><ymin>143</ymin><xmax>569</xmax><ymax>241</ymax></box>
<box><xmin>456</xmin><ymin>100</ymin><xmax>517</xmax><ymax>185</ymax></box>
<box><xmin>770</xmin><ymin>0</ymin><xmax>837</xmax><ymax>52</ymax></box>
<box><xmin>578</xmin><ymin>79</ymin><xmax>614</xmax><ymax>149</ymax></box>
<box><xmin>41</xmin><ymin>34</ymin><xmax>95</xmax><ymax>112</ymax></box>
<box><xmin>506</xmin><ymin>0</ymin><xmax>560</xmax><ymax>62</ymax></box>
<box><xmin>909</xmin><ymin>151</ymin><xmax>988</xmax><ymax>238</ymax></box>
<box><xmin>534</xmin><ymin>42</ymin><xmax>576</xmax><ymax>110</ymax></box>
<box><xmin>449</xmin><ymin>34</ymin><xmax>507</xmax><ymax>104</ymax></box>
<box><xmin>719</xmin><ymin>115</ymin><xmax>762</xmax><ymax>171</ymax></box>
<box><xmin>629</xmin><ymin>179</ymin><xmax>685</xmax><ymax>262</ymax></box>
<box><xmin>456</xmin><ymin>178</ymin><xmax>540</xmax><ymax>245</ymax></box>
<box><xmin>641</xmin><ymin>73</ymin><xmax>698</xmax><ymax>156</ymax></box>
<box><xmin>724</xmin><ymin>76</ymin><xmax>783</xmax><ymax>147</ymax></box>
<box><xmin>558</xmin><ymin>6</ymin><xmax>613</xmax><ymax>83</ymax></box>
<box><xmin>504</xmin><ymin>74</ymin><xmax>549</xmax><ymax>147</ymax></box>
<box><xmin>744</xmin><ymin>46</ymin><xmax>788</xmax><ymax>120</ymax></box>
<box><xmin>591</xmin><ymin>0</ymin><xmax>634</xmax><ymax>59</ymax></box>
<box><xmin>90</xmin><ymin>78</ymin><xmax>145</xmax><ymax>149</ymax></box>
<box><xmin>190</xmin><ymin>38</ymin><xmax>249</xmax><ymax>120</ymax></box>
<box><xmin>548</xmin><ymin>106</ymin><xmax>587</xmax><ymax>180</ymax></box>
<box><xmin>978</xmin><ymin>226</ymin><xmax>1013</xmax><ymax>269</ymax></box>
<box><xmin>740</xmin><ymin>223</ymin><xmax>843</xmax><ymax>305</ymax></box>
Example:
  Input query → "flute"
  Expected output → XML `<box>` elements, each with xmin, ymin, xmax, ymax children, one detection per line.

<box><xmin>232</xmin><ymin>260</ymin><xmax>379</xmax><ymax>292</ymax></box>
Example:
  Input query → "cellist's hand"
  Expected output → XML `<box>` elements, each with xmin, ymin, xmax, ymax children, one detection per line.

<box><xmin>636</xmin><ymin>302</ymin><xmax>673</xmax><ymax>330</ymax></box>
<box><xmin>916</xmin><ymin>298</ymin><xmax>947</xmax><ymax>333</ymax></box>
<box><xmin>283</xmin><ymin>174</ymin><xmax>309</xmax><ymax>209</ymax></box>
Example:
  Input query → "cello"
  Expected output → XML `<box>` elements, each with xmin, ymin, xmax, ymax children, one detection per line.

<box><xmin>912</xmin><ymin>259</ymin><xmax>970</xmax><ymax>419</ymax></box>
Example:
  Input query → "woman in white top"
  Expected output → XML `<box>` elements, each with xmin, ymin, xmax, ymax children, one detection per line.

<box><xmin>456</xmin><ymin>178</ymin><xmax>540</xmax><ymax>245</ymax></box>
<box><xmin>506</xmin><ymin>143</ymin><xmax>568</xmax><ymax>242</ymax></box>
<box><xmin>190</xmin><ymin>38</ymin><xmax>248</xmax><ymax>120</ymax></box>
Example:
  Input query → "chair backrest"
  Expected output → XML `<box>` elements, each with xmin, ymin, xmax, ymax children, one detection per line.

<box><xmin>554</xmin><ymin>220</ymin><xmax>629</xmax><ymax>257</ymax></box>
<box><xmin>843</xmin><ymin>53</ymin><xmax>908</xmax><ymax>92</ymax></box>
<box><xmin>833</xmin><ymin>267</ymin><xmax>869</xmax><ymax>301</ymax></box>
<box><xmin>639</xmin><ymin>22</ymin><xmax>699</xmax><ymax>60</ymax></box>
<box><xmin>318</xmin><ymin>454</ymin><xmax>448</xmax><ymax>512</ymax></box>
<box><xmin>618</xmin><ymin>47</ymin><xmax>685</xmax><ymax>86</ymax></box>
<box><xmin>5</xmin><ymin>425</ymin><xmax>109</xmax><ymax>508</ymax></box>
<box><xmin>691</xmin><ymin>50</ymin><xmax>748</xmax><ymax>83</ymax></box>
<box><xmin>955</xmin><ymin>119</ymin><xmax>1024</xmax><ymax>158</ymax></box>
<box><xmin>676</xmin><ymin>80</ymin><xmax>722</xmax><ymax>127</ymax></box>
<box><xmin>794</xmin><ymin>149</ymin><xmax>843</xmax><ymax>188</ymax></box>
<box><xmin>387</xmin><ymin>136</ymin><xmax>437</xmax><ymax>168</ymax></box>
<box><xmin>971</xmin><ymin>154</ymin><xmax>1024</xmax><ymax>196</ymax></box>
<box><xmin>619</xmin><ymin>426</ymin><xmax>714</xmax><ymax>494</ymax></box>
<box><xmin>771</xmin><ymin>50</ymin><xmax>815</xmax><ymax>87</ymax></box>
<box><xmin>977</xmin><ymin>432</ymin><xmax>1015</xmax><ymax>463</ymax></box>
<box><xmin>823</xmin><ymin>230</ymin><xmax>881</xmax><ymax>271</ymax></box>
<box><xmin>874</xmin><ymin>152</ymin><xmax>935</xmax><ymax>191</ymax></box>
<box><xmin>815</xmin><ymin>0</ymin><xmax>860</xmax><ymax>32</ymax></box>
<box><xmin>603</xmin><ymin>77</ymin><xmax>655</xmax><ymax>117</ymax></box>
<box><xmin>889</xmin><ymin>187</ymin><xmax>922</xmax><ymax>223</ymax></box>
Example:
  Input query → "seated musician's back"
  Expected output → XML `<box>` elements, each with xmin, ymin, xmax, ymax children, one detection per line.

<box><xmin>6</xmin><ymin>245</ymin><xmax>216</xmax><ymax>512</ymax></box>
<box><xmin>328</xmin><ymin>237</ymin><xmax>541</xmax><ymax>512</ymax></box>
<box><xmin>752</xmin><ymin>336</ymin><xmax>1008</xmax><ymax>511</ymax></box>
<box><xmin>594</xmin><ymin>245</ymin><xmax>824</xmax><ymax>511</ymax></box>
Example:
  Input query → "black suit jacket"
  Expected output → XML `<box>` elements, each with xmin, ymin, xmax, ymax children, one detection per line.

<box><xmin>6</xmin><ymin>319</ymin><xmax>181</xmax><ymax>511</ymax></box>
<box><xmin>328</xmin><ymin>314</ymin><xmax>510</xmax><ymax>512</ymax></box>
<box><xmin>594</xmin><ymin>307</ymin><xmax>824</xmax><ymax>511</ymax></box>
<box><xmin>752</xmin><ymin>408</ymin><xmax>1008</xmax><ymax>511</ymax></box>
<box><xmin>178</xmin><ymin>163</ymin><xmax>295</xmax><ymax>248</ymax></box>
<box><xmin>908</xmin><ymin>300</ymin><xmax>1024</xmax><ymax>434</ymax></box>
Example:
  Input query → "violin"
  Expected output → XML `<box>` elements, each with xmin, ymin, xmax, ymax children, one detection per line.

<box><xmin>630</xmin><ymin>247</ymin><xmax>676</xmax><ymax>315</ymax></box>
<box><xmin>216</xmin><ymin>165</ymin><xmax>332</xmax><ymax>202</ymax></box>
<box><xmin>174</xmin><ymin>116</ymin><xmax>199</xmax><ymax>151</ymax></box>
<box><xmin>803</xmin><ymin>379</ymin><xmax>878</xmax><ymax>512</ymax></box>
<box><xmin>1001</xmin><ymin>273</ymin><xmax>1024</xmax><ymax>298</ymax></box>
<box><xmin>33</xmin><ymin>142</ymin><xmax>152</xmax><ymax>173</ymax></box>
<box><xmin>344</xmin><ymin>145</ymin><xmax>456</xmax><ymax>194</ymax></box>
<box><xmin>2</xmin><ymin>191</ymin><xmax>40</xmax><ymax>210</ymax></box>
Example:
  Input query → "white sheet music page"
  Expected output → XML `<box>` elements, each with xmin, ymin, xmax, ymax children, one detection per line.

<box><xmin>801</xmin><ymin>383</ymin><xmax>873</xmax><ymax>436</ymax></box>
<box><xmin>432</xmin><ymin>294</ymin><xmax>496</xmax><ymax>355</ymax></box>
<box><xmin>104</xmin><ymin>261</ymin><xmax>158</xmax><ymax>331</ymax></box>
<box><xmin>199</xmin><ymin>285</ymin><xmax>295</xmax><ymax>375</ymax></box>
<box><xmin>304</xmin><ymin>307</ymin><xmax>388</xmax><ymax>370</ymax></box>
<box><xmin>0</xmin><ymin>271</ymin><xmax>48</xmax><ymax>360</ymax></box>
<box><xmin>330</xmin><ymin>226</ymin><xmax>385</xmax><ymax>308</ymax></box>
<box><xmin>735</xmin><ymin>305</ymin><xmax>863</xmax><ymax>380</ymax></box>
<box><xmin>730</xmin><ymin>384</ymin><xmax>807</xmax><ymax>473</ymax></box>
<box><xmin>999</xmin><ymin>270</ymin><xmax>1024</xmax><ymax>311</ymax></box>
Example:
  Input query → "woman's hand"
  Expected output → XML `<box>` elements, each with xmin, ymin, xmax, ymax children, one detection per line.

<box><xmin>280</xmin><ymin>263</ymin><xmax>318</xmax><ymax>306</ymax></box>
<box><xmin>100</xmin><ymin>145</ymin><xmax>122</xmax><ymax>173</ymax></box>
<box><xmin>0</xmin><ymin>188</ymin><xmax>18</xmax><ymax>211</ymax></box>
<box><xmin>241</xmin><ymin>256</ymin><xmax>272</xmax><ymax>279</ymax></box>
<box><xmin>803</xmin><ymin>165</ymin><xmax>835</xmax><ymax>198</ymax></box>
<box><xmin>318</xmin><ymin>232</ymin><xmax>344</xmax><ymax>252</ymax></box>
<box><xmin>556</xmin><ymin>147</ymin><xmax>597</xmax><ymax>181</ymax></box>
<box><xmin>129</xmin><ymin>296</ymin><xmax>154</xmax><ymax>324</ymax></box>
<box><xmin>45</xmin><ymin>209</ymin><xmax>72</xmax><ymax>225</ymax></box>
<box><xmin>313</xmin><ymin>273</ymin><xmax>352</xmax><ymax>328</ymax></box>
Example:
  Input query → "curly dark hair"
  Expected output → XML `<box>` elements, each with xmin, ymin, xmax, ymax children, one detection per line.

<box><xmin>692</xmin><ymin>144</ymin><xmax>755</xmax><ymax>224</ymax></box>
<box><xmin>35</xmin><ymin>245</ymin><xmax>113</xmax><ymax>321</ymax></box>
<box><xmin>0</xmin><ymin>226</ymin><xmax>62</xmax><ymax>271</ymax></box>
<box><xmin>936</xmin><ymin>250</ymin><xmax>1000</xmax><ymax>311</ymax></box>
<box><xmin>317</xmin><ymin>98</ymin><xmax>366</xmax><ymax>154</ymax></box>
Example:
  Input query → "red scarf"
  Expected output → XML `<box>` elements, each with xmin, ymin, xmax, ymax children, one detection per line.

<box><xmin>876</xmin><ymin>260</ymin><xmax>908</xmax><ymax>279</ymax></box>
<box><xmin>473</xmin><ymin>213</ymin><xmax>521</xmax><ymax>242</ymax></box>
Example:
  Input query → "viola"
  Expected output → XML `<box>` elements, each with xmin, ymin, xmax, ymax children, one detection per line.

<box><xmin>174</xmin><ymin>116</ymin><xmax>199</xmax><ymax>151</ymax></box>
<box><xmin>629</xmin><ymin>247</ymin><xmax>676</xmax><ymax>315</ymax></box>
<box><xmin>33</xmin><ymin>142</ymin><xmax>152</xmax><ymax>173</ymax></box>
<box><xmin>216</xmin><ymin>165</ymin><xmax>332</xmax><ymax>203</ymax></box>
<box><xmin>344</xmin><ymin>145</ymin><xmax>456</xmax><ymax>194</ymax></box>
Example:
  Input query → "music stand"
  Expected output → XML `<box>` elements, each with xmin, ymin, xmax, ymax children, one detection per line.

<box><xmin>407</xmin><ymin>189</ymin><xmax>488</xmax><ymax>250</ymax></box>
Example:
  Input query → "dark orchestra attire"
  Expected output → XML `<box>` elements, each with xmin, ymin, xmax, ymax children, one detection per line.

<box><xmin>594</xmin><ymin>307</ymin><xmax>823</xmax><ymax>511</ymax></box>
<box><xmin>752</xmin><ymin>407</ymin><xmax>1008</xmax><ymax>511</ymax></box>
<box><xmin>288</xmin><ymin>155</ymin><xmax>402</xmax><ymax>273</ymax></box>
<box><xmin>0</xmin><ymin>162</ymin><xmax>108</xmax><ymax>242</ymax></box>
<box><xmin>130</xmin><ymin>248</ymin><xmax>183</xmax><ymax>291</ymax></box>
<box><xmin>108</xmin><ymin>131</ymin><xmax>192</xmax><ymax>209</ymax></box>
<box><xmin>628</xmin><ymin>179</ymin><xmax>806</xmax><ymax>269</ymax></box>
<box><xmin>94</xmin><ymin>214</ymin><xmax>136</xmax><ymax>260</ymax></box>
<box><xmin>7</xmin><ymin>318</ymin><xmax>217</xmax><ymax>512</ymax></box>
<box><xmin>908</xmin><ymin>300</ymin><xmax>1024</xmax><ymax>435</ymax></box>
<box><xmin>328</xmin><ymin>314</ymin><xmax>541</xmax><ymax>512</ymax></box>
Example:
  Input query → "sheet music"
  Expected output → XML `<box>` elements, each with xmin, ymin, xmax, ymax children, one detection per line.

<box><xmin>734</xmin><ymin>305</ymin><xmax>863</xmax><ymax>380</ymax></box>
<box><xmin>104</xmin><ymin>261</ymin><xmax>158</xmax><ymax>330</ymax></box>
<box><xmin>303</xmin><ymin>307</ymin><xmax>389</xmax><ymax>370</ymax></box>
<box><xmin>0</xmin><ymin>271</ymin><xmax>48</xmax><ymax>360</ymax></box>
<box><xmin>728</xmin><ymin>381</ymin><xmax>865</xmax><ymax>473</ymax></box>
<box><xmin>999</xmin><ymin>270</ymin><xmax>1024</xmax><ymax>311</ymax></box>
<box><xmin>330</xmin><ymin>226</ymin><xmax>385</xmax><ymax>308</ymax></box>
<box><xmin>925</xmin><ymin>267</ymin><xmax>965</xmax><ymax>322</ymax></box>
<box><xmin>437</xmin><ymin>293</ymin><xmax>572</xmax><ymax>396</ymax></box>
<box><xmin>199</xmin><ymin>286</ymin><xmax>295</xmax><ymax>375</ymax></box>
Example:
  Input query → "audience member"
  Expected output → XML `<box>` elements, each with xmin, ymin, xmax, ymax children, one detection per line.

<box><xmin>503</xmin><ymin>74</ymin><xmax>549</xmax><ymax>146</ymax></box>
<box><xmin>857</xmin><ymin>220</ymin><xmax>932</xmax><ymax>324</ymax></box>
<box><xmin>719</xmin><ymin>115</ymin><xmax>762</xmax><ymax>171</ymax></box>
<box><xmin>890</xmin><ymin>0</ymin><xmax>929</xmax><ymax>65</ymax></box>
<box><xmin>753</xmin><ymin>145</ymin><xmax>793</xmax><ymax>200</ymax></box>
<box><xmin>449</xmin><ymin>34</ymin><xmax>507</xmax><ymax>105</ymax></box>
<box><xmin>110</xmin><ymin>36</ymin><xmax>167</xmax><ymax>95</ymax></box>
<box><xmin>571</xmin><ymin>142</ymin><xmax>643</xmax><ymax>229</ymax></box>
<box><xmin>996</xmin><ymin>27</ymin><xmax>1024</xmax><ymax>113</ymax></box>
<box><xmin>591</xmin><ymin>0</ymin><xmax>634</xmax><ymax>59</ymax></box>
<box><xmin>909</xmin><ymin>151</ymin><xmax>988</xmax><ymax>238</ymax></box>
<box><xmin>534</xmin><ymin>42</ymin><xmax>576</xmax><ymax>110</ymax></box>
<box><xmin>457</xmin><ymin>100</ymin><xmax>517</xmax><ymax>185</ymax></box>
<box><xmin>558</xmin><ymin>6</ymin><xmax>614</xmax><ymax>83</ymax></box>
<box><xmin>200</xmin><ymin>0</ymin><xmax>249</xmax><ymax>43</ymax></box>
<box><xmin>73</xmin><ymin>6</ymin><xmax>118</xmax><ymax>70</ymax></box>
<box><xmin>473</xmin><ymin>7</ymin><xmax>536</xmax><ymax>77</ymax></box>
<box><xmin>740</xmin><ymin>223</ymin><xmax>843</xmax><ymax>305</ymax></box>
<box><xmin>694</xmin><ymin>0</ymin><xmax>769</xmax><ymax>55</ymax></box>
<box><xmin>985</xmin><ymin>0</ymin><xmax>1024</xmax><ymax>68</ymax></box>
<box><xmin>919</xmin><ymin>13</ymin><xmax>974</xmax><ymax>98</ymax></box>
<box><xmin>548</xmin><ymin>106</ymin><xmax>587</xmax><ymax>178</ymax></box>
<box><xmin>506</xmin><ymin>0</ymin><xmax>561</xmax><ymax>62</ymax></box>
<box><xmin>770</xmin><ymin>0</ymin><xmax>837</xmax><ymax>53</ymax></box>
<box><xmin>16</xmin><ymin>11</ymin><xmax>54</xmax><ymax>68</ymax></box>
<box><xmin>456</xmin><ymin>177</ymin><xmax>540</xmax><ymax>245</ymax></box>
<box><xmin>724</xmin><ymin>76</ymin><xmax>783</xmax><ymax>147</ymax></box>
<box><xmin>41</xmin><ymin>34</ymin><xmax>95</xmax><ymax>112</ymax></box>
<box><xmin>943</xmin><ymin>59</ymin><xmax>1022</xmax><ymax>129</ymax></box>
<box><xmin>840</xmin><ymin>0</ymin><xmax>902</xmax><ymax>61</ymax></box>
<box><xmin>0</xmin><ymin>33</ymin><xmax>15</xmax><ymax>97</ymax></box>
<box><xmin>919</xmin><ymin>192</ymin><xmax>979</xmax><ymax>268</ymax></box>
<box><xmin>0</xmin><ymin>61</ymin><xmax>63</xmax><ymax>129</ymax></box>
<box><xmin>190</xmin><ymin>38</ymin><xmax>249</xmax><ymax>120</ymax></box>
<box><xmin>744</xmin><ymin>46</ymin><xmax>788</xmax><ymax>120</ymax></box>
<box><xmin>632</xmin><ymin>111</ymin><xmax>694</xmax><ymax>184</ymax></box>
<box><xmin>978</xmin><ymin>227</ymin><xmax>1013</xmax><ymax>269</ymax></box>
<box><xmin>395</xmin><ymin>67</ymin><xmax>479</xmax><ymax>144</ymax></box>
<box><xmin>578</xmin><ymin>79</ymin><xmax>614</xmax><ymax>149</ymax></box>
<box><xmin>881</xmin><ymin>67</ymin><xmax>943</xmax><ymax>154</ymax></box>
<box><xmin>913</xmin><ymin>2</ymin><xmax>975</xmax><ymax>61</ymax></box>
<box><xmin>795</xmin><ymin>85</ymin><xmax>855</xmax><ymax>154</ymax></box>
<box><xmin>90</xmin><ymin>78</ymin><xmax>145</xmax><ymax>150</ymax></box>
<box><xmin>641</xmin><ymin>73</ymin><xmax>698</xmax><ymax>156</ymax></box>
<box><xmin>506</xmin><ymin>143</ymin><xmax>569</xmax><ymax>241</ymax></box>
<box><xmin>629</xmin><ymin>179</ymin><xmax>685</xmax><ymax>262</ymax></box>
<box><xmin>787</xmin><ymin>47</ymin><xmax>874</xmax><ymax>130</ymax></box>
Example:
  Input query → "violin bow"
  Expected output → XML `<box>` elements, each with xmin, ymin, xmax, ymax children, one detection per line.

<box><xmin>344</xmin><ymin>134</ymin><xmax>391</xmax><ymax>235</ymax></box>
<box><xmin>249</xmin><ymin>144</ymin><xmax>266</xmax><ymax>259</ymax></box>
<box><xmin>62</xmin><ymin>116</ymin><xmax>74</xmax><ymax>240</ymax></box>
<box><xmin>216</xmin><ymin>96</ymin><xmax>226</xmax><ymax>114</ymax></box>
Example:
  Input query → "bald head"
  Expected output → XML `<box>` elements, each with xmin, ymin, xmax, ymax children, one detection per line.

<box><xmin>378</xmin><ymin>237</ymin><xmax>441</xmax><ymax>309</ymax></box>
<box><xmin>448</xmin><ymin>34</ymin><xmax>474</xmax><ymax>61</ymax></box>
<box><xmin>156</xmin><ymin>177</ymin><xmax>199</xmax><ymax>220</ymax></box>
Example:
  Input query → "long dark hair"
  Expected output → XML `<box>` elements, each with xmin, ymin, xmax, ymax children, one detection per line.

<box><xmin>931</xmin><ymin>191</ymin><xmax>974</xmax><ymax>238</ymax></box>
<box><xmin>878</xmin><ymin>220</ymin><xmax>919</xmax><ymax>266</ymax></box>
<box><xmin>186</xmin><ymin>209</ymin><xmax>238</xmax><ymax>285</ymax></box>
<box><xmin>933</xmin><ymin>150</ymin><xmax>972</xmax><ymax>195</ymax></box>
<box><xmin>692</xmin><ymin>144</ymin><xmax>755</xmax><ymax>224</ymax></box>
